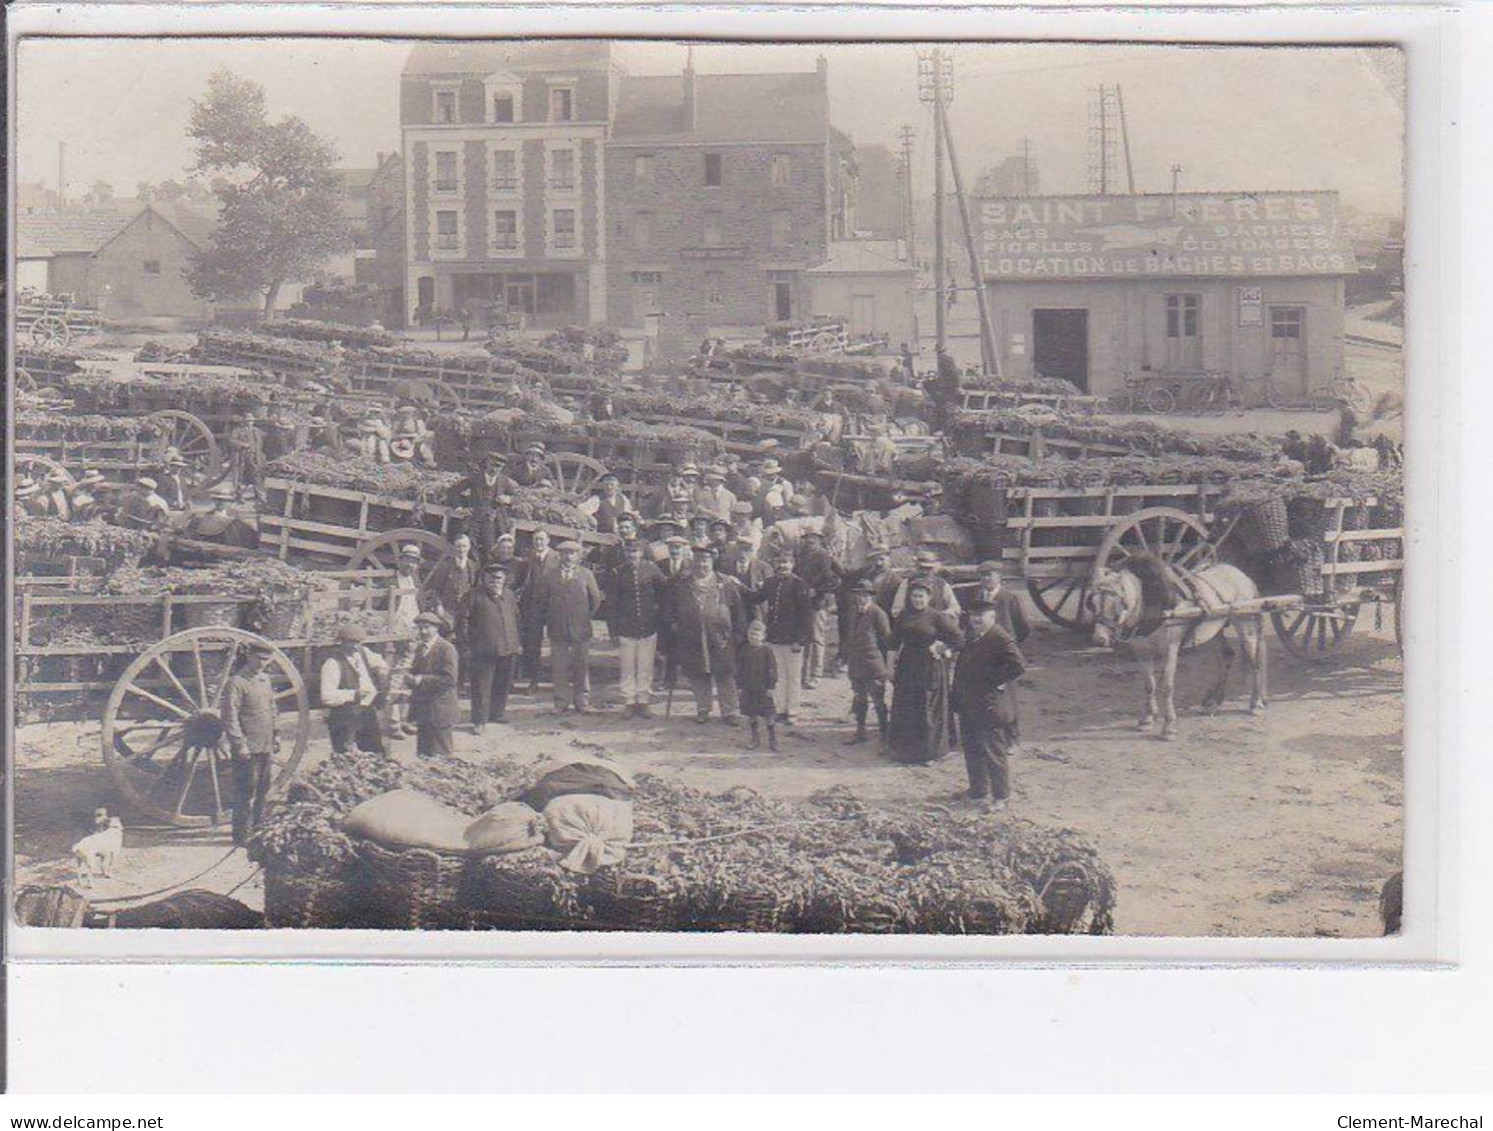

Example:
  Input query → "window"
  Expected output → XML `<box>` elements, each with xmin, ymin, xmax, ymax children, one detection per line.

<box><xmin>704</xmin><ymin>153</ymin><xmax>722</xmax><ymax>186</ymax></box>
<box><xmin>703</xmin><ymin>211</ymin><xmax>723</xmax><ymax>248</ymax></box>
<box><xmin>550</xmin><ymin>87</ymin><xmax>574</xmax><ymax>122</ymax></box>
<box><xmin>493</xmin><ymin>210</ymin><xmax>518</xmax><ymax>250</ymax></box>
<box><xmin>492</xmin><ymin>93</ymin><xmax>515</xmax><ymax>123</ymax></box>
<box><xmin>771</xmin><ymin>154</ymin><xmax>792</xmax><ymax>188</ymax></box>
<box><xmin>143</xmin><ymin>259</ymin><xmax>161</xmax><ymax>276</ymax></box>
<box><xmin>550</xmin><ymin>149</ymin><xmax>575</xmax><ymax>190</ymax></box>
<box><xmin>434</xmin><ymin>151</ymin><xmax>458</xmax><ymax>193</ymax></box>
<box><xmin>492</xmin><ymin>149</ymin><xmax>518</xmax><ymax>191</ymax></box>
<box><xmin>553</xmin><ymin>208</ymin><xmax>577</xmax><ymax>249</ymax></box>
<box><xmin>1270</xmin><ymin>306</ymin><xmax>1304</xmax><ymax>339</ymax></box>
<box><xmin>434</xmin><ymin>88</ymin><xmax>457</xmax><ymax>124</ymax></box>
<box><xmin>633</xmin><ymin>211</ymin><xmax>654</xmax><ymax>249</ymax></box>
<box><xmin>633</xmin><ymin>154</ymin><xmax>655</xmax><ymax>189</ymax></box>
<box><xmin>1166</xmin><ymin>294</ymin><xmax>1200</xmax><ymax>338</ymax></box>
<box><xmin>770</xmin><ymin>210</ymin><xmax>792</xmax><ymax>248</ymax></box>
<box><xmin>706</xmin><ymin>271</ymin><xmax>723</xmax><ymax>306</ymax></box>
<box><xmin>436</xmin><ymin>210</ymin><xmax>459</xmax><ymax>251</ymax></box>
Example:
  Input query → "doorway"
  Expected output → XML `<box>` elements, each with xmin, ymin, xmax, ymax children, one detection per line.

<box><xmin>416</xmin><ymin>276</ymin><xmax>435</xmax><ymax>322</ymax></box>
<box><xmin>1031</xmin><ymin>308</ymin><xmax>1090</xmax><ymax>390</ymax></box>
<box><xmin>1268</xmin><ymin>306</ymin><xmax>1307</xmax><ymax>392</ymax></box>
<box><xmin>850</xmin><ymin>294</ymin><xmax>877</xmax><ymax>335</ymax></box>
<box><xmin>1164</xmin><ymin>293</ymin><xmax>1202</xmax><ymax>370</ymax></box>
<box><xmin>773</xmin><ymin>281</ymin><xmax>793</xmax><ymax>322</ymax></box>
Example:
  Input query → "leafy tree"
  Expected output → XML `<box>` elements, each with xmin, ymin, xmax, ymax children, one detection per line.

<box><xmin>185</xmin><ymin>70</ymin><xmax>348</xmax><ymax>316</ymax></box>
<box><xmin>155</xmin><ymin>178</ymin><xmax>189</xmax><ymax>202</ymax></box>
<box><xmin>84</xmin><ymin>180</ymin><xmax>115</xmax><ymax>208</ymax></box>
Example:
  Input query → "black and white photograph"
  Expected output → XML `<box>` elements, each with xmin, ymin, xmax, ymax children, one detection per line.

<box><xmin>8</xmin><ymin>35</ymin><xmax>1407</xmax><ymax>942</ymax></box>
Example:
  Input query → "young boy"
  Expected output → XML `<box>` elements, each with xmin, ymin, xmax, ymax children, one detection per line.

<box><xmin>736</xmin><ymin>618</ymin><xmax>779</xmax><ymax>752</ymax></box>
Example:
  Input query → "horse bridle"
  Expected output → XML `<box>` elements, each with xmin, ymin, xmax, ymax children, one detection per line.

<box><xmin>1089</xmin><ymin>575</ymin><xmax>1141</xmax><ymax>643</ymax></box>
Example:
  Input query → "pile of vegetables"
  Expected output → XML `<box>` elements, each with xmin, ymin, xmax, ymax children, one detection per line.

<box><xmin>959</xmin><ymin>374</ymin><xmax>1085</xmax><ymax>398</ymax></box>
<box><xmin>58</xmin><ymin>369</ymin><xmax>304</xmax><ymax>417</ymax></box>
<box><xmin>192</xmin><ymin>328</ymin><xmax>337</xmax><ymax>370</ymax></box>
<box><xmin>264</xmin><ymin>450</ymin><xmax>463</xmax><ymax>503</ymax></box>
<box><xmin>612</xmin><ymin>389</ymin><xmax>824</xmax><ymax>434</ymax></box>
<box><xmin>258</xmin><ymin>319</ymin><xmax>395</xmax><ymax>350</ymax></box>
<box><xmin>14</xmin><ymin>514</ymin><xmax>158</xmax><ymax>569</ymax></box>
<box><xmin>250</xmin><ymin>747</ymin><xmax>1115</xmax><ymax>935</ymax></box>
<box><xmin>947</xmin><ymin>408</ymin><xmax>1283</xmax><ymax>463</ymax></box>
<box><xmin>15</xmin><ymin>344</ymin><xmax>105</xmax><ymax>376</ymax></box>
<box><xmin>15</xmin><ymin>410</ymin><xmax>149</xmax><ymax>441</ymax></box>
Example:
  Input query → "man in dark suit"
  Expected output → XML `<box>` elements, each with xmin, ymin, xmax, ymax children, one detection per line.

<box><xmin>536</xmin><ymin>539</ymin><xmax>603</xmax><ymax>714</ymax></box>
<box><xmin>966</xmin><ymin>561</ymin><xmax>1031</xmax><ymax>644</ymax></box>
<box><xmin>950</xmin><ymin>597</ymin><xmax>1026</xmax><ymax>810</ymax></box>
<box><xmin>404</xmin><ymin>611</ymin><xmax>460</xmax><ymax>759</ymax></box>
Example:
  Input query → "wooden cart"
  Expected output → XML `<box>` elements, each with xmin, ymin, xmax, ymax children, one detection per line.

<box><xmin>1270</xmin><ymin>495</ymin><xmax>1404</xmax><ymax>660</ymax></box>
<box><xmin>16</xmin><ymin>293</ymin><xmax>103</xmax><ymax>346</ymax></box>
<box><xmin>16</xmin><ymin>570</ymin><xmax>410</xmax><ymax>828</ymax></box>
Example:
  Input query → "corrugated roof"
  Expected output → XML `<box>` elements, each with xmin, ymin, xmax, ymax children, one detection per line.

<box><xmin>613</xmin><ymin>71</ymin><xmax>828</xmax><ymax>144</ymax></box>
<box><xmin>808</xmin><ymin>240</ymin><xmax>914</xmax><ymax>275</ymax></box>
<box><xmin>402</xmin><ymin>40</ymin><xmax>610</xmax><ymax>76</ymax></box>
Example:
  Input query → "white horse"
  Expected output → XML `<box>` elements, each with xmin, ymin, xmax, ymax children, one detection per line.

<box><xmin>1086</xmin><ymin>555</ymin><xmax>1269</xmax><ymax>741</ymax></box>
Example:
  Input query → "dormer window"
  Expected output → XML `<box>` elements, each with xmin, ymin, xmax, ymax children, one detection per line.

<box><xmin>484</xmin><ymin>75</ymin><xmax>522</xmax><ymax>125</ymax></box>
<box><xmin>433</xmin><ymin>86</ymin><xmax>459</xmax><ymax>125</ymax></box>
<box><xmin>550</xmin><ymin>86</ymin><xmax>575</xmax><ymax>122</ymax></box>
<box><xmin>492</xmin><ymin>93</ymin><xmax>515</xmax><ymax>123</ymax></box>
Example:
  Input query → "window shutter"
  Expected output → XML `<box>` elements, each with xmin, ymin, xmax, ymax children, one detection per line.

<box><xmin>1142</xmin><ymin>292</ymin><xmax>1167</xmax><ymax>372</ymax></box>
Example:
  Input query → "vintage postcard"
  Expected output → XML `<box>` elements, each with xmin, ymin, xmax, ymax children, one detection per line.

<box><xmin>8</xmin><ymin>33</ymin><xmax>1407</xmax><ymax>946</ymax></box>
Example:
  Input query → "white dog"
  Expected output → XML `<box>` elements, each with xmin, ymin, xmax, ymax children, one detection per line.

<box><xmin>72</xmin><ymin>810</ymin><xmax>123</xmax><ymax>887</ymax></box>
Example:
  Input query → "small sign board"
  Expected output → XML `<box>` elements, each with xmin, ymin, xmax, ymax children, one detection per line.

<box><xmin>1238</xmin><ymin>285</ymin><xmax>1263</xmax><ymax>326</ymax></box>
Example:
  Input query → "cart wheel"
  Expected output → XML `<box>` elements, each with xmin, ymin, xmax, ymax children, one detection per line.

<box><xmin>546</xmin><ymin>451</ymin><xmax>609</xmax><ymax>502</ymax></box>
<box><xmin>145</xmin><ymin>409</ymin><xmax>224</xmax><ymax>487</ymax></box>
<box><xmin>16</xmin><ymin>453</ymin><xmax>76</xmax><ymax>488</ymax></box>
<box><xmin>348</xmin><ymin>528</ymin><xmax>452</xmax><ymax>583</ymax></box>
<box><xmin>101</xmin><ymin>628</ymin><xmax>309</xmax><ymax>828</ymax></box>
<box><xmin>1271</xmin><ymin>603</ymin><xmax>1360</xmax><ymax>661</ymax></box>
<box><xmin>1146</xmin><ymin>385</ymin><xmax>1177</xmax><ymax>414</ymax></box>
<box><xmin>1026</xmin><ymin>576</ymin><xmax>1094</xmax><ymax>630</ymax></box>
<box><xmin>1091</xmin><ymin>507</ymin><xmax>1218</xmax><ymax>582</ymax></box>
<box><xmin>30</xmin><ymin>315</ymin><xmax>70</xmax><ymax>346</ymax></box>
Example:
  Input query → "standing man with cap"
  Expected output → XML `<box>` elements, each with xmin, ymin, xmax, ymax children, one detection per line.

<box><xmin>951</xmin><ymin>596</ymin><xmax>1026</xmax><ymax>810</ymax></box>
<box><xmin>449</xmin><ymin>454</ymin><xmax>518</xmax><ymax>560</ymax></box>
<box><xmin>425</xmin><ymin>533</ymin><xmax>480</xmax><ymax>688</ymax></box>
<box><xmin>386</xmin><ymin>543</ymin><xmax>426</xmax><ymax>737</ymax></box>
<box><xmin>722</xmin><ymin>535</ymin><xmax>771</xmax><ymax>604</ymax></box>
<box><xmin>403</xmin><ymin>611</ymin><xmax>460</xmax><ymax>758</ymax></box>
<box><xmin>755</xmin><ymin>458</ymin><xmax>795</xmax><ymax>525</ymax></box>
<box><xmin>670</xmin><ymin>545</ymin><xmax>746</xmax><ymax>724</ymax></box>
<box><xmin>967</xmin><ymin>561</ymin><xmax>1030</xmax><ymax>645</ymax></box>
<box><xmin>515</xmin><ymin>527</ymin><xmax>558</xmax><ymax>690</ymax></box>
<box><xmin>891</xmin><ymin>548</ymin><xmax>963</xmax><ymax>616</ymax></box>
<box><xmin>536</xmin><ymin>539</ymin><xmax>603</xmax><ymax>714</ymax></box>
<box><xmin>605</xmin><ymin>535</ymin><xmax>665</xmax><ymax>717</ymax></box>
<box><xmin>118</xmin><ymin>476</ymin><xmax>173</xmax><ymax>530</ymax></box>
<box><xmin>466</xmin><ymin>563</ymin><xmax>522</xmax><ymax>731</ymax></box>
<box><xmin>226</xmin><ymin>411</ymin><xmax>264</xmax><ymax>499</ymax></box>
<box><xmin>578</xmin><ymin>470</ymin><xmax>632</xmax><ymax>535</ymax></box>
<box><xmin>219</xmin><ymin>642</ymin><xmax>277</xmax><ymax>846</ymax></box>
<box><xmin>510</xmin><ymin>442</ymin><xmax>554</xmax><ymax>488</ymax></box>
<box><xmin>693</xmin><ymin>465</ymin><xmax>736</xmax><ymax>522</ymax></box>
<box><xmin>747</xmin><ymin>552</ymin><xmax>814</xmax><ymax>726</ymax></box>
<box><xmin>795</xmin><ymin>528</ymin><xmax>842</xmax><ymax>688</ymax></box>
<box><xmin>653</xmin><ymin>529</ymin><xmax>692</xmax><ymax>694</ymax></box>
<box><xmin>320</xmin><ymin>626</ymin><xmax>389</xmax><ymax>755</ymax></box>
<box><xmin>837</xmin><ymin>544</ymin><xmax>896</xmax><ymax>662</ymax></box>
<box><xmin>843</xmin><ymin>580</ymin><xmax>893</xmax><ymax>748</ymax></box>
<box><xmin>728</xmin><ymin>500</ymin><xmax>762</xmax><ymax>553</ymax></box>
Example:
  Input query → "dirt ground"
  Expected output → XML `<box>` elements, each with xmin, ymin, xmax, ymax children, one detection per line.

<box><xmin>13</xmin><ymin>602</ymin><xmax>1403</xmax><ymax>937</ymax></box>
<box><xmin>16</xmin><ymin>312</ymin><xmax>1404</xmax><ymax>936</ymax></box>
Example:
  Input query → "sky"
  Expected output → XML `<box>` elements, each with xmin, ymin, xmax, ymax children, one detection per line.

<box><xmin>15</xmin><ymin>38</ymin><xmax>1404</xmax><ymax>216</ymax></box>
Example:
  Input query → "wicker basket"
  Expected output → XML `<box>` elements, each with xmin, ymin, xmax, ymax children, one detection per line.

<box><xmin>1240</xmin><ymin>498</ymin><xmax>1291</xmax><ymax>555</ymax></box>
<box><xmin>357</xmin><ymin>839</ymin><xmax>471</xmax><ymax>930</ymax></box>
<box><xmin>583</xmin><ymin>870</ymin><xmax>681</xmax><ymax>932</ymax></box>
<box><xmin>462</xmin><ymin>848</ymin><xmax>589</xmax><ymax>930</ymax></box>
<box><xmin>255</xmin><ymin>598</ymin><xmax>309</xmax><ymax>641</ymax></box>
<box><xmin>685</xmin><ymin>890</ymin><xmax>790</xmax><ymax>933</ymax></box>
<box><xmin>1034</xmin><ymin>861</ymin><xmax>1100</xmax><ymax>934</ymax></box>
<box><xmin>262</xmin><ymin>861</ymin><xmax>365</xmax><ymax>929</ymax></box>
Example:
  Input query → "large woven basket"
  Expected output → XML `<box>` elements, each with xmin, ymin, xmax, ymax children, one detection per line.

<box><xmin>262</xmin><ymin>861</ymin><xmax>365</xmax><ymax>929</ymax></box>
<box><xmin>181</xmin><ymin>600</ymin><xmax>244</xmax><ymax>629</ymax></box>
<box><xmin>796</xmin><ymin>893</ymin><xmax>907</xmax><ymax>934</ymax></box>
<box><xmin>1237</xmin><ymin>498</ymin><xmax>1291</xmax><ymax>555</ymax></box>
<box><xmin>461</xmin><ymin>848</ymin><xmax>589</xmax><ymax>931</ymax></box>
<box><xmin>583</xmin><ymin>870</ymin><xmax>681</xmax><ymax>932</ymax></box>
<box><xmin>684</xmin><ymin>890</ymin><xmax>790</xmax><ymax>933</ymax></box>
<box><xmin>357</xmin><ymin>840</ymin><xmax>471</xmax><ymax>930</ymax></box>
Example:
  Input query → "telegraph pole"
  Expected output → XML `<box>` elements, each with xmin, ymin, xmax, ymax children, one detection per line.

<box><xmin>1022</xmin><ymin>137</ymin><xmax>1033</xmax><ymax>196</ymax></box>
<box><xmin>938</xmin><ymin>80</ymin><xmax>1001</xmax><ymax>376</ymax></box>
<box><xmin>1171</xmin><ymin>163</ymin><xmax>1182</xmax><ymax>216</ymax></box>
<box><xmin>918</xmin><ymin>48</ymin><xmax>951</xmax><ymax>354</ymax></box>
<box><xmin>899</xmin><ymin>123</ymin><xmax>916</xmax><ymax>259</ymax></box>
<box><xmin>1116</xmin><ymin>84</ymin><xmax>1136</xmax><ymax>194</ymax></box>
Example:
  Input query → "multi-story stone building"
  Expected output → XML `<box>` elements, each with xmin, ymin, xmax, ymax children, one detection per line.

<box><xmin>399</xmin><ymin>41</ymin><xmax>613</xmax><ymax>330</ymax></box>
<box><xmin>605</xmin><ymin>57</ymin><xmax>833</xmax><ymax>357</ymax></box>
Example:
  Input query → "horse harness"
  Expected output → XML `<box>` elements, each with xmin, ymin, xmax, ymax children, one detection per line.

<box><xmin>1098</xmin><ymin>566</ymin><xmax>1230</xmax><ymax>645</ymax></box>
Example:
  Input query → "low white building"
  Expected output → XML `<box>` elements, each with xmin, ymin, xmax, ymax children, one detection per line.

<box><xmin>806</xmin><ymin>239</ymin><xmax>917</xmax><ymax>349</ymax></box>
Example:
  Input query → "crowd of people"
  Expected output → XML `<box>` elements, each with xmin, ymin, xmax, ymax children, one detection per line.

<box><xmin>346</xmin><ymin>452</ymin><xmax>1034</xmax><ymax>811</ymax></box>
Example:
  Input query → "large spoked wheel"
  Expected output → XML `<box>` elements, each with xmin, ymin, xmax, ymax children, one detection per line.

<box><xmin>1271</xmin><ymin>602</ymin><xmax>1360</xmax><ymax>661</ymax></box>
<box><xmin>145</xmin><ymin>409</ymin><xmax>224</xmax><ymax>487</ymax></box>
<box><xmin>1092</xmin><ymin>507</ymin><xmax>1218</xmax><ymax>582</ymax></box>
<box><xmin>29</xmin><ymin>315</ymin><xmax>70</xmax><ymax>346</ymax></box>
<box><xmin>546</xmin><ymin>452</ymin><xmax>609</xmax><ymax>502</ymax></box>
<box><xmin>102</xmin><ymin>628</ymin><xmax>309</xmax><ymax>828</ymax></box>
<box><xmin>348</xmin><ymin>528</ymin><xmax>452</xmax><ymax>584</ymax></box>
<box><xmin>15</xmin><ymin>453</ymin><xmax>76</xmax><ymax>488</ymax></box>
<box><xmin>1026</xmin><ymin>576</ymin><xmax>1094</xmax><ymax>631</ymax></box>
<box><xmin>1145</xmin><ymin>385</ymin><xmax>1177</xmax><ymax>414</ymax></box>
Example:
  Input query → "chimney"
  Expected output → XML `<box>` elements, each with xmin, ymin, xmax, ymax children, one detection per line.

<box><xmin>817</xmin><ymin>54</ymin><xmax>828</xmax><ymax>88</ymax></box>
<box><xmin>682</xmin><ymin>47</ymin><xmax>697</xmax><ymax>132</ymax></box>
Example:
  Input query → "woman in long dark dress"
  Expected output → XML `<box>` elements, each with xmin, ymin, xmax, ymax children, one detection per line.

<box><xmin>887</xmin><ymin>579</ymin><xmax>964</xmax><ymax>764</ymax></box>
